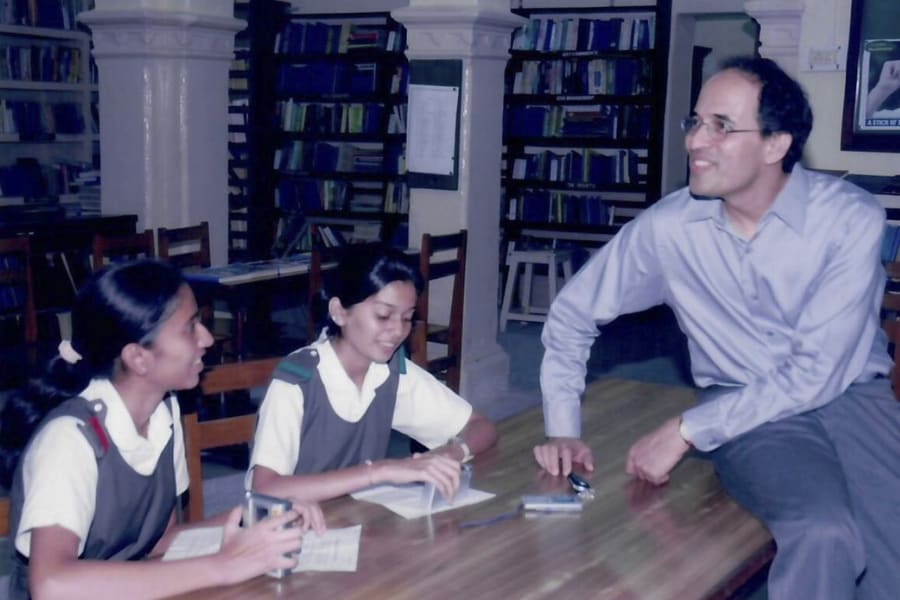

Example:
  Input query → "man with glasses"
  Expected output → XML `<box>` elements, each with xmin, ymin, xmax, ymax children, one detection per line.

<box><xmin>534</xmin><ymin>55</ymin><xmax>900</xmax><ymax>600</ymax></box>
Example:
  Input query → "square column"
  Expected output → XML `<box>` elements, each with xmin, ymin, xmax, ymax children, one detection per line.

<box><xmin>393</xmin><ymin>3</ymin><xmax>525</xmax><ymax>411</ymax></box>
<box><xmin>80</xmin><ymin>4</ymin><xmax>242</xmax><ymax>265</ymax></box>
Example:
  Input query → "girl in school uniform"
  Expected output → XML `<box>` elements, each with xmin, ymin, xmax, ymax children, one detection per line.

<box><xmin>0</xmin><ymin>260</ymin><xmax>324</xmax><ymax>600</ymax></box>
<box><xmin>250</xmin><ymin>245</ymin><xmax>497</xmax><ymax>503</ymax></box>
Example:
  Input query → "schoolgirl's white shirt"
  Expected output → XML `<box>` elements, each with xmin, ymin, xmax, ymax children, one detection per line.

<box><xmin>250</xmin><ymin>338</ymin><xmax>472</xmax><ymax>476</ymax></box>
<box><xmin>15</xmin><ymin>378</ymin><xmax>189</xmax><ymax>557</ymax></box>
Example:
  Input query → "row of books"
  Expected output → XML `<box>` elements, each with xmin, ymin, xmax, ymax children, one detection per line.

<box><xmin>276</xmin><ymin>62</ymin><xmax>382</xmax><ymax>96</ymax></box>
<box><xmin>0</xmin><ymin>99</ymin><xmax>86</xmax><ymax>137</ymax></box>
<box><xmin>0</xmin><ymin>0</ymin><xmax>93</xmax><ymax>30</ymax></box>
<box><xmin>0</xmin><ymin>157</ymin><xmax>93</xmax><ymax>200</ymax></box>
<box><xmin>511</xmin><ymin>15</ymin><xmax>655</xmax><ymax>53</ymax></box>
<box><xmin>274</xmin><ymin>21</ymin><xmax>406</xmax><ymax>56</ymax></box>
<box><xmin>509</xmin><ymin>148</ymin><xmax>644</xmax><ymax>186</ymax></box>
<box><xmin>384</xmin><ymin>180</ymin><xmax>408</xmax><ymax>214</ymax></box>
<box><xmin>509</xmin><ymin>57</ymin><xmax>651</xmax><ymax>97</ymax></box>
<box><xmin>0</xmin><ymin>252</ymin><xmax>27</xmax><ymax>312</ymax></box>
<box><xmin>275</xmin><ymin>177</ymin><xmax>403</xmax><ymax>216</ymax></box>
<box><xmin>506</xmin><ymin>190</ymin><xmax>610</xmax><ymax>225</ymax></box>
<box><xmin>506</xmin><ymin>104</ymin><xmax>651</xmax><ymax>140</ymax></box>
<box><xmin>277</xmin><ymin>100</ymin><xmax>386</xmax><ymax>135</ymax></box>
<box><xmin>274</xmin><ymin>140</ymin><xmax>405</xmax><ymax>176</ymax></box>
<box><xmin>0</xmin><ymin>44</ymin><xmax>83</xmax><ymax>84</ymax></box>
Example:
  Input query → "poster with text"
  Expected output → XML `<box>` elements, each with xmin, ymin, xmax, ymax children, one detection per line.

<box><xmin>859</xmin><ymin>38</ymin><xmax>900</xmax><ymax>130</ymax></box>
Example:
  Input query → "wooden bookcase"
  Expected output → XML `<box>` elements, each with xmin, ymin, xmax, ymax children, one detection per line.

<box><xmin>0</xmin><ymin>1</ymin><xmax>98</xmax><ymax>212</ymax></box>
<box><xmin>502</xmin><ymin>2</ymin><xmax>670</xmax><ymax>247</ymax></box>
<box><xmin>269</xmin><ymin>11</ymin><xmax>409</xmax><ymax>251</ymax></box>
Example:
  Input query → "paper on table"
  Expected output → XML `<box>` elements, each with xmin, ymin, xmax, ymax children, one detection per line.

<box><xmin>162</xmin><ymin>526</ymin><xmax>222</xmax><ymax>561</ymax></box>
<box><xmin>162</xmin><ymin>525</ymin><xmax>363</xmax><ymax>573</ymax></box>
<box><xmin>351</xmin><ymin>483</ymin><xmax>495</xmax><ymax>519</ymax></box>
<box><xmin>294</xmin><ymin>524</ymin><xmax>362</xmax><ymax>572</ymax></box>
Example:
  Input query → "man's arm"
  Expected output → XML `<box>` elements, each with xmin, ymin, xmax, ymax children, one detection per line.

<box><xmin>536</xmin><ymin>216</ymin><xmax>667</xmax><ymax>474</ymax></box>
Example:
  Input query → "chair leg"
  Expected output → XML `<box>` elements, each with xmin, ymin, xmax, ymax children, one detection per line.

<box><xmin>522</xmin><ymin>262</ymin><xmax>534</xmax><ymax>315</ymax></box>
<box><xmin>499</xmin><ymin>257</ymin><xmax>520</xmax><ymax>332</ymax></box>
<box><xmin>562</xmin><ymin>255</ymin><xmax>574</xmax><ymax>282</ymax></box>
<box><xmin>547</xmin><ymin>258</ymin><xmax>558</xmax><ymax>308</ymax></box>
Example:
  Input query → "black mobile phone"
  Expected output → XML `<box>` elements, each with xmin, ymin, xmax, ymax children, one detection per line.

<box><xmin>566</xmin><ymin>472</ymin><xmax>592</xmax><ymax>495</ymax></box>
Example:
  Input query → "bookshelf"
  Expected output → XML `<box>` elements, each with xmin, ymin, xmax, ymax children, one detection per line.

<box><xmin>0</xmin><ymin>2</ymin><xmax>98</xmax><ymax>213</ymax></box>
<box><xmin>228</xmin><ymin>0</ymin><xmax>288</xmax><ymax>262</ymax></box>
<box><xmin>270</xmin><ymin>11</ymin><xmax>409</xmax><ymax>252</ymax></box>
<box><xmin>502</xmin><ymin>3</ymin><xmax>670</xmax><ymax>246</ymax></box>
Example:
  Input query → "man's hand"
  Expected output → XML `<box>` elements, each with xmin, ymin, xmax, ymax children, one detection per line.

<box><xmin>625</xmin><ymin>417</ymin><xmax>690</xmax><ymax>485</ymax></box>
<box><xmin>533</xmin><ymin>437</ymin><xmax>594</xmax><ymax>476</ymax></box>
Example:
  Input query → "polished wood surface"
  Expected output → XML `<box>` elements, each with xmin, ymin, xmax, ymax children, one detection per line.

<box><xmin>173</xmin><ymin>378</ymin><xmax>772</xmax><ymax>600</ymax></box>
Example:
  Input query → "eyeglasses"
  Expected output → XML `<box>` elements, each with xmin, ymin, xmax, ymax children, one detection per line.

<box><xmin>680</xmin><ymin>115</ymin><xmax>761</xmax><ymax>142</ymax></box>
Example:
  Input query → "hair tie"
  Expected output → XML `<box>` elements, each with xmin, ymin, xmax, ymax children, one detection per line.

<box><xmin>58</xmin><ymin>340</ymin><xmax>83</xmax><ymax>365</ymax></box>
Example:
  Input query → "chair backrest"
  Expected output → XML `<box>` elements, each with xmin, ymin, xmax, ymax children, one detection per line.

<box><xmin>0</xmin><ymin>495</ymin><xmax>9</xmax><ymax>537</ymax></box>
<box><xmin>410</xmin><ymin>229</ymin><xmax>467</xmax><ymax>392</ymax></box>
<box><xmin>181</xmin><ymin>357</ymin><xmax>280</xmax><ymax>522</ymax></box>
<box><xmin>91</xmin><ymin>229</ymin><xmax>155</xmax><ymax>271</ymax></box>
<box><xmin>157</xmin><ymin>221</ymin><xmax>211</xmax><ymax>271</ymax></box>
<box><xmin>0</xmin><ymin>236</ymin><xmax>38</xmax><ymax>344</ymax></box>
<box><xmin>883</xmin><ymin>261</ymin><xmax>900</xmax><ymax>400</ymax></box>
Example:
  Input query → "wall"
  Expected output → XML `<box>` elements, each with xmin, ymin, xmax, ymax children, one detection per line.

<box><xmin>293</xmin><ymin>0</ymin><xmax>896</xmax><ymax>178</ymax></box>
<box><xmin>799</xmin><ymin>0</ymin><xmax>895</xmax><ymax>175</ymax></box>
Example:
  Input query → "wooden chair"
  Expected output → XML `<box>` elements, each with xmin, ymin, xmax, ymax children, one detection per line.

<box><xmin>410</xmin><ymin>230</ymin><xmax>467</xmax><ymax>392</ymax></box>
<box><xmin>882</xmin><ymin>261</ymin><xmax>900</xmax><ymax>400</ymax></box>
<box><xmin>157</xmin><ymin>221</ymin><xmax>211</xmax><ymax>272</ymax></box>
<box><xmin>181</xmin><ymin>357</ymin><xmax>280</xmax><ymax>522</ymax></box>
<box><xmin>0</xmin><ymin>236</ymin><xmax>38</xmax><ymax>344</ymax></box>
<box><xmin>305</xmin><ymin>224</ymin><xmax>352</xmax><ymax>343</ymax></box>
<box><xmin>158</xmin><ymin>222</ymin><xmax>235</xmax><ymax>357</ymax></box>
<box><xmin>0</xmin><ymin>495</ymin><xmax>9</xmax><ymax>537</ymax></box>
<box><xmin>91</xmin><ymin>229</ymin><xmax>155</xmax><ymax>271</ymax></box>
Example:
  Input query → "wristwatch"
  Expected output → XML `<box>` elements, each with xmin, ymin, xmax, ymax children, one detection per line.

<box><xmin>449</xmin><ymin>435</ymin><xmax>473</xmax><ymax>463</ymax></box>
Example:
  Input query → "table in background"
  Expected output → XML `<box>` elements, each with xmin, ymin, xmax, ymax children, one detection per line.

<box><xmin>184</xmin><ymin>255</ymin><xmax>315</xmax><ymax>358</ymax></box>
<box><xmin>174</xmin><ymin>378</ymin><xmax>773</xmax><ymax>600</ymax></box>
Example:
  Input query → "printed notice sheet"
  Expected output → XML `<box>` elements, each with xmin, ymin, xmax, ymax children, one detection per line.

<box><xmin>407</xmin><ymin>84</ymin><xmax>459</xmax><ymax>175</ymax></box>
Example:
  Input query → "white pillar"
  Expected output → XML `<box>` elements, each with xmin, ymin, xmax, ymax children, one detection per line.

<box><xmin>79</xmin><ymin>1</ymin><xmax>242</xmax><ymax>265</ymax></box>
<box><xmin>393</xmin><ymin>1</ymin><xmax>525</xmax><ymax>412</ymax></box>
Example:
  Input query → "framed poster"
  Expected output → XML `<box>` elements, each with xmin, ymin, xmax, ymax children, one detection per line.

<box><xmin>840</xmin><ymin>0</ymin><xmax>900</xmax><ymax>152</ymax></box>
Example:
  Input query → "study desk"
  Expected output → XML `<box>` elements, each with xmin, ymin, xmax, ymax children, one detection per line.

<box><xmin>174</xmin><ymin>378</ymin><xmax>774</xmax><ymax>600</ymax></box>
<box><xmin>184</xmin><ymin>255</ymin><xmax>315</xmax><ymax>358</ymax></box>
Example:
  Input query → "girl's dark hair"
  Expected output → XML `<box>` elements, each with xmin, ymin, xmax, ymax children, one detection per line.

<box><xmin>0</xmin><ymin>259</ymin><xmax>184</xmax><ymax>487</ymax></box>
<box><xmin>720</xmin><ymin>55</ymin><xmax>813</xmax><ymax>173</ymax></box>
<box><xmin>312</xmin><ymin>243</ymin><xmax>424</xmax><ymax>338</ymax></box>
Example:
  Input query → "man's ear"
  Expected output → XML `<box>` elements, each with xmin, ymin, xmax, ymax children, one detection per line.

<box><xmin>764</xmin><ymin>131</ymin><xmax>792</xmax><ymax>165</ymax></box>
<box><xmin>328</xmin><ymin>297</ymin><xmax>346</xmax><ymax>327</ymax></box>
<box><xmin>120</xmin><ymin>343</ymin><xmax>149</xmax><ymax>376</ymax></box>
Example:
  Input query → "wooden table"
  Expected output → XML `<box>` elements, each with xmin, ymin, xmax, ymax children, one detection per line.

<box><xmin>174</xmin><ymin>378</ymin><xmax>773</xmax><ymax>600</ymax></box>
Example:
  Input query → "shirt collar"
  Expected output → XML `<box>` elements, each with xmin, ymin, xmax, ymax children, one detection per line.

<box><xmin>681</xmin><ymin>164</ymin><xmax>809</xmax><ymax>234</ymax></box>
<box><xmin>315</xmin><ymin>338</ymin><xmax>389</xmax><ymax>401</ymax></box>
<box><xmin>80</xmin><ymin>378</ymin><xmax>174</xmax><ymax>473</ymax></box>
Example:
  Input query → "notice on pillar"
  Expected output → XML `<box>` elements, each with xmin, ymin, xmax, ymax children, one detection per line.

<box><xmin>407</xmin><ymin>84</ymin><xmax>459</xmax><ymax>176</ymax></box>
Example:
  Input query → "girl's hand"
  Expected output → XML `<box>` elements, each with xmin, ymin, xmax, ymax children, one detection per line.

<box><xmin>216</xmin><ymin>506</ymin><xmax>302</xmax><ymax>585</ymax></box>
<box><xmin>377</xmin><ymin>454</ymin><xmax>461</xmax><ymax>500</ymax></box>
<box><xmin>290</xmin><ymin>501</ymin><xmax>327</xmax><ymax>535</ymax></box>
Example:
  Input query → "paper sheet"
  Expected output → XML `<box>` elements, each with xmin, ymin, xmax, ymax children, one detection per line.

<box><xmin>351</xmin><ymin>483</ymin><xmax>495</xmax><ymax>519</ymax></box>
<box><xmin>162</xmin><ymin>525</ymin><xmax>362</xmax><ymax>572</ymax></box>
<box><xmin>407</xmin><ymin>84</ymin><xmax>459</xmax><ymax>175</ymax></box>
<box><xmin>294</xmin><ymin>524</ymin><xmax>362</xmax><ymax>572</ymax></box>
